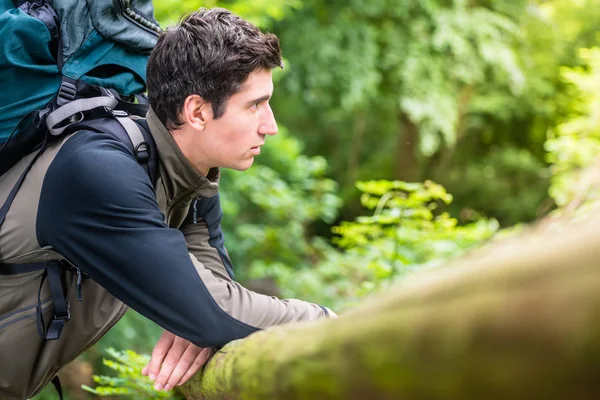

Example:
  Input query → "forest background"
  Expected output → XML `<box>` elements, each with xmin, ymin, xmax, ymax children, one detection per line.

<box><xmin>35</xmin><ymin>0</ymin><xmax>600</xmax><ymax>398</ymax></box>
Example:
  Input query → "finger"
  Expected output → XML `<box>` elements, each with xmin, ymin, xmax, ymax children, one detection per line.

<box><xmin>147</xmin><ymin>331</ymin><xmax>175</xmax><ymax>381</ymax></box>
<box><xmin>177</xmin><ymin>348</ymin><xmax>215</xmax><ymax>386</ymax></box>
<box><xmin>163</xmin><ymin>344</ymin><xmax>205</xmax><ymax>391</ymax></box>
<box><xmin>154</xmin><ymin>336</ymin><xmax>190</xmax><ymax>391</ymax></box>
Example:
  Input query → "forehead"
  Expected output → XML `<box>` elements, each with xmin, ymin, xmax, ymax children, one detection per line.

<box><xmin>234</xmin><ymin>69</ymin><xmax>274</xmax><ymax>99</ymax></box>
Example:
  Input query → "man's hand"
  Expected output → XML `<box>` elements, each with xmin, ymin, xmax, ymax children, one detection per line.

<box><xmin>142</xmin><ymin>330</ymin><xmax>215</xmax><ymax>391</ymax></box>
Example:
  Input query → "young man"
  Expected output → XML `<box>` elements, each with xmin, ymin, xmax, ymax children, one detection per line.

<box><xmin>0</xmin><ymin>8</ymin><xmax>334</xmax><ymax>399</ymax></box>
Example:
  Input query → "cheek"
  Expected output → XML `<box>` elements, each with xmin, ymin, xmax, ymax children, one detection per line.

<box><xmin>217</xmin><ymin>131</ymin><xmax>247</xmax><ymax>157</ymax></box>
<box><xmin>211</xmin><ymin>113</ymin><xmax>257</xmax><ymax>157</ymax></box>
<box><xmin>230</xmin><ymin>118</ymin><xmax>257</xmax><ymax>145</ymax></box>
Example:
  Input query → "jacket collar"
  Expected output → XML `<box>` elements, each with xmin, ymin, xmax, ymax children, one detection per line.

<box><xmin>146</xmin><ymin>108</ymin><xmax>219</xmax><ymax>208</ymax></box>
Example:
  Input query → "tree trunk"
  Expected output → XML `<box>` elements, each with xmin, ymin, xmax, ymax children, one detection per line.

<box><xmin>346</xmin><ymin>111</ymin><xmax>366</xmax><ymax>185</ymax></box>
<box><xmin>181</xmin><ymin>215</ymin><xmax>600</xmax><ymax>400</ymax></box>
<box><xmin>396</xmin><ymin>113</ymin><xmax>419</xmax><ymax>181</ymax></box>
<box><xmin>425</xmin><ymin>85</ymin><xmax>474</xmax><ymax>181</ymax></box>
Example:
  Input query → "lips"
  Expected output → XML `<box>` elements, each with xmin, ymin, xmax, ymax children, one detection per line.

<box><xmin>250</xmin><ymin>143</ymin><xmax>264</xmax><ymax>155</ymax></box>
<box><xmin>250</xmin><ymin>146</ymin><xmax>261</xmax><ymax>155</ymax></box>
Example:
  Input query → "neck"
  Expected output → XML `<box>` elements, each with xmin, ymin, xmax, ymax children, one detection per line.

<box><xmin>170</xmin><ymin>128</ymin><xmax>210</xmax><ymax>176</ymax></box>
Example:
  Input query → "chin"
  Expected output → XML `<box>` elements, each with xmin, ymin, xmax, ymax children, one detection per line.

<box><xmin>231</xmin><ymin>158</ymin><xmax>255</xmax><ymax>171</ymax></box>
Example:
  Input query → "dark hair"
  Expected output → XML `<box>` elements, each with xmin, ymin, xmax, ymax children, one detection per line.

<box><xmin>146</xmin><ymin>8</ymin><xmax>283</xmax><ymax>130</ymax></box>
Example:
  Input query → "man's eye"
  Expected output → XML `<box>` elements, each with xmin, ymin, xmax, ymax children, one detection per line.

<box><xmin>253</xmin><ymin>102</ymin><xmax>261</xmax><ymax>109</ymax></box>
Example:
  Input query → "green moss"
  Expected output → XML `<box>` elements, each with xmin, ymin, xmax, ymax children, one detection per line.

<box><xmin>182</xmin><ymin>217</ymin><xmax>600</xmax><ymax>399</ymax></box>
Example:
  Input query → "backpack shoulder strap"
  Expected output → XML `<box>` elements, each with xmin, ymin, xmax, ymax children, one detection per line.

<box><xmin>132</xmin><ymin>117</ymin><xmax>159</xmax><ymax>185</ymax></box>
<box><xmin>113</xmin><ymin>113</ymin><xmax>159</xmax><ymax>185</ymax></box>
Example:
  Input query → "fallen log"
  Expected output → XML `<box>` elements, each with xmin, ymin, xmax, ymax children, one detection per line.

<box><xmin>181</xmin><ymin>216</ymin><xmax>600</xmax><ymax>400</ymax></box>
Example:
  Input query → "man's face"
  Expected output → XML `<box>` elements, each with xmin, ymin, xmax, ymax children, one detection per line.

<box><xmin>197</xmin><ymin>68</ymin><xmax>278</xmax><ymax>172</ymax></box>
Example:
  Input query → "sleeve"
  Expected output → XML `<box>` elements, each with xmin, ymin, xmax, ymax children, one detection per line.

<box><xmin>35</xmin><ymin>132</ymin><xmax>327</xmax><ymax>348</ymax></box>
<box><xmin>179</xmin><ymin>194</ymin><xmax>235</xmax><ymax>281</ymax></box>
<box><xmin>180</xmin><ymin>194</ymin><xmax>333</xmax><ymax>326</ymax></box>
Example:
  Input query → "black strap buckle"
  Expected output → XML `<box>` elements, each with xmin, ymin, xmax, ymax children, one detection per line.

<box><xmin>55</xmin><ymin>300</ymin><xmax>71</xmax><ymax>321</ymax></box>
<box><xmin>36</xmin><ymin>260</ymin><xmax>71</xmax><ymax>341</ymax></box>
<box><xmin>45</xmin><ymin>301</ymin><xmax>70</xmax><ymax>340</ymax></box>
<box><xmin>46</xmin><ymin>320</ymin><xmax>65</xmax><ymax>340</ymax></box>
<box><xmin>56</xmin><ymin>78</ymin><xmax>77</xmax><ymax>106</ymax></box>
<box><xmin>135</xmin><ymin>142</ymin><xmax>151</xmax><ymax>163</ymax></box>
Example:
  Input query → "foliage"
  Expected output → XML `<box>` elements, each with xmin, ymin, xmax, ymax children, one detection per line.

<box><xmin>248</xmin><ymin>180</ymin><xmax>498</xmax><ymax>310</ymax></box>
<box><xmin>219</xmin><ymin>127</ymin><xmax>342</xmax><ymax>282</ymax></box>
<box><xmin>333</xmin><ymin>180</ymin><xmax>497</xmax><ymax>260</ymax></box>
<box><xmin>82</xmin><ymin>348</ymin><xmax>181</xmax><ymax>399</ymax></box>
<box><xmin>546</xmin><ymin>47</ymin><xmax>600</xmax><ymax>209</ymax></box>
<box><xmin>94</xmin><ymin>310</ymin><xmax>163</xmax><ymax>356</ymax></box>
<box><xmin>266</xmin><ymin>0</ymin><xmax>600</xmax><ymax>226</ymax></box>
<box><xmin>270</xmin><ymin>0</ymin><xmax>527</xmax><ymax>185</ymax></box>
<box><xmin>443</xmin><ymin>146</ymin><xmax>550</xmax><ymax>225</ymax></box>
<box><xmin>153</xmin><ymin>0</ymin><xmax>297</xmax><ymax>28</ymax></box>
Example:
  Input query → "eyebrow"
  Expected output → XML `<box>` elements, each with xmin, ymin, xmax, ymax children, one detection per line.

<box><xmin>246</xmin><ymin>94</ymin><xmax>271</xmax><ymax>107</ymax></box>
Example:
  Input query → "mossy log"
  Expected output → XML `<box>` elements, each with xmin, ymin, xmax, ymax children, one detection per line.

<box><xmin>181</xmin><ymin>217</ymin><xmax>600</xmax><ymax>400</ymax></box>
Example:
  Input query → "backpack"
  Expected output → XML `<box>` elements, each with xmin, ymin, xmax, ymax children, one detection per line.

<box><xmin>0</xmin><ymin>0</ymin><xmax>163</xmax><ymax>227</ymax></box>
<box><xmin>0</xmin><ymin>1</ymin><xmax>161</xmax><ymax>397</ymax></box>
<box><xmin>0</xmin><ymin>0</ymin><xmax>161</xmax><ymax>173</ymax></box>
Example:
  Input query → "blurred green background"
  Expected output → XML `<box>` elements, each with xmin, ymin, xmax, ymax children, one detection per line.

<box><xmin>35</xmin><ymin>0</ymin><xmax>600</xmax><ymax>398</ymax></box>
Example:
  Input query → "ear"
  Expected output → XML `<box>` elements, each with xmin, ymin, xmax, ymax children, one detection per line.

<box><xmin>180</xmin><ymin>94</ymin><xmax>213</xmax><ymax>131</ymax></box>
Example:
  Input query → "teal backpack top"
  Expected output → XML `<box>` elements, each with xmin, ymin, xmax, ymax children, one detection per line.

<box><xmin>0</xmin><ymin>0</ymin><xmax>161</xmax><ymax>148</ymax></box>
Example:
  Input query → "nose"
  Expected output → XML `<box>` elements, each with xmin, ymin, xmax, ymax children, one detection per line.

<box><xmin>258</xmin><ymin>103</ymin><xmax>278</xmax><ymax>136</ymax></box>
